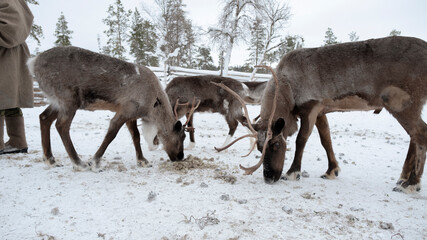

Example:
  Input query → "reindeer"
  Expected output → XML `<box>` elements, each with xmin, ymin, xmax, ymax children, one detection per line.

<box><xmin>215</xmin><ymin>36</ymin><xmax>427</xmax><ymax>193</ymax></box>
<box><xmin>150</xmin><ymin>75</ymin><xmax>249</xmax><ymax>150</ymax></box>
<box><xmin>27</xmin><ymin>46</ymin><xmax>187</xmax><ymax>170</ymax></box>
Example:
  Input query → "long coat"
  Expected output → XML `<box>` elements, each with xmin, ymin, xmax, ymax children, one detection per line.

<box><xmin>0</xmin><ymin>0</ymin><xmax>34</xmax><ymax>109</ymax></box>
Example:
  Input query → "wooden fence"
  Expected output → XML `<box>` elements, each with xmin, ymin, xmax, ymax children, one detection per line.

<box><xmin>151</xmin><ymin>66</ymin><xmax>271</xmax><ymax>82</ymax></box>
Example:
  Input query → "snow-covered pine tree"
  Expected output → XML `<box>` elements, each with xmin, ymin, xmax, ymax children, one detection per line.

<box><xmin>324</xmin><ymin>27</ymin><xmax>339</xmax><ymax>46</ymax></box>
<box><xmin>151</xmin><ymin>0</ymin><xmax>196</xmax><ymax>82</ymax></box>
<box><xmin>54</xmin><ymin>12</ymin><xmax>73</xmax><ymax>47</ymax></box>
<box><xmin>247</xmin><ymin>17</ymin><xmax>266</xmax><ymax>66</ymax></box>
<box><xmin>180</xmin><ymin>19</ymin><xmax>197</xmax><ymax>68</ymax></box>
<box><xmin>195</xmin><ymin>46</ymin><xmax>216</xmax><ymax>70</ymax></box>
<box><xmin>273</xmin><ymin>35</ymin><xmax>304</xmax><ymax>59</ymax></box>
<box><xmin>129</xmin><ymin>8</ymin><xmax>158</xmax><ymax>66</ymax></box>
<box><xmin>24</xmin><ymin>0</ymin><xmax>44</xmax><ymax>46</ymax></box>
<box><xmin>155</xmin><ymin>0</ymin><xmax>187</xmax><ymax>66</ymax></box>
<box><xmin>102</xmin><ymin>0</ymin><xmax>131</xmax><ymax>60</ymax></box>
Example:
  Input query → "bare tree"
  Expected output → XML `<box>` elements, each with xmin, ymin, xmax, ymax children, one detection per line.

<box><xmin>209</xmin><ymin>0</ymin><xmax>259</xmax><ymax>76</ymax></box>
<box><xmin>248</xmin><ymin>0</ymin><xmax>291</xmax><ymax>80</ymax></box>
<box><xmin>348</xmin><ymin>31</ymin><xmax>359</xmax><ymax>42</ymax></box>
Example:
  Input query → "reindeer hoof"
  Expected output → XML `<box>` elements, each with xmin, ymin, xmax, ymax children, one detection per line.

<box><xmin>321</xmin><ymin>167</ymin><xmax>341</xmax><ymax>179</ymax></box>
<box><xmin>320</xmin><ymin>173</ymin><xmax>336</xmax><ymax>179</ymax></box>
<box><xmin>88</xmin><ymin>159</ymin><xmax>105</xmax><ymax>172</ymax></box>
<box><xmin>281</xmin><ymin>171</ymin><xmax>301</xmax><ymax>181</ymax></box>
<box><xmin>396</xmin><ymin>179</ymin><xmax>404</xmax><ymax>185</ymax></box>
<box><xmin>43</xmin><ymin>156</ymin><xmax>63</xmax><ymax>167</ymax></box>
<box><xmin>393</xmin><ymin>179</ymin><xmax>421</xmax><ymax>193</ymax></box>
<box><xmin>137</xmin><ymin>159</ymin><xmax>152</xmax><ymax>168</ymax></box>
<box><xmin>72</xmin><ymin>162</ymin><xmax>90</xmax><ymax>172</ymax></box>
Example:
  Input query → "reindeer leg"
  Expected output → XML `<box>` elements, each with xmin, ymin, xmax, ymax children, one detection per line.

<box><xmin>394</xmin><ymin>134</ymin><xmax>426</xmax><ymax>192</ymax></box>
<box><xmin>185</xmin><ymin>113</ymin><xmax>195</xmax><ymax>150</ymax></box>
<box><xmin>218</xmin><ymin>114</ymin><xmax>239</xmax><ymax>149</ymax></box>
<box><xmin>92</xmin><ymin>113</ymin><xmax>127</xmax><ymax>170</ymax></box>
<box><xmin>387</xmin><ymin>100</ymin><xmax>427</xmax><ymax>192</ymax></box>
<box><xmin>284</xmin><ymin>102</ymin><xmax>324</xmax><ymax>180</ymax></box>
<box><xmin>39</xmin><ymin>105</ymin><xmax>62</xmax><ymax>167</ymax></box>
<box><xmin>316</xmin><ymin>114</ymin><xmax>340</xmax><ymax>179</ymax></box>
<box><xmin>55</xmin><ymin>108</ymin><xmax>87</xmax><ymax>171</ymax></box>
<box><xmin>393</xmin><ymin>141</ymin><xmax>417</xmax><ymax>191</ymax></box>
<box><xmin>126</xmin><ymin>119</ymin><xmax>149</xmax><ymax>167</ymax></box>
<box><xmin>394</xmin><ymin>141</ymin><xmax>425</xmax><ymax>193</ymax></box>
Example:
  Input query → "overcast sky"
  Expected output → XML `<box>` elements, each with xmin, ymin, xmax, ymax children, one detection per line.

<box><xmin>27</xmin><ymin>0</ymin><xmax>427</xmax><ymax>66</ymax></box>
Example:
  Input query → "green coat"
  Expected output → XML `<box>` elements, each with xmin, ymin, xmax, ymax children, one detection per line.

<box><xmin>0</xmin><ymin>0</ymin><xmax>34</xmax><ymax>109</ymax></box>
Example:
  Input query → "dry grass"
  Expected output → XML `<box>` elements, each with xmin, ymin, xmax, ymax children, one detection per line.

<box><xmin>181</xmin><ymin>211</ymin><xmax>220</xmax><ymax>230</ymax></box>
<box><xmin>158</xmin><ymin>154</ymin><xmax>219</xmax><ymax>174</ymax></box>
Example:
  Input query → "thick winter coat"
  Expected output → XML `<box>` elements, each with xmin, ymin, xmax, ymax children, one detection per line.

<box><xmin>0</xmin><ymin>0</ymin><xmax>34</xmax><ymax>109</ymax></box>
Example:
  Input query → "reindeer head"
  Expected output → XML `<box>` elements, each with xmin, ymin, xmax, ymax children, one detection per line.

<box><xmin>158</xmin><ymin>97</ymin><xmax>200</xmax><ymax>162</ymax></box>
<box><xmin>253</xmin><ymin>118</ymin><xmax>287</xmax><ymax>183</ymax></box>
<box><xmin>150</xmin><ymin>96</ymin><xmax>187</xmax><ymax>162</ymax></box>
<box><xmin>212</xmin><ymin>66</ymin><xmax>287</xmax><ymax>183</ymax></box>
<box><xmin>163</xmin><ymin>120</ymin><xmax>186</xmax><ymax>161</ymax></box>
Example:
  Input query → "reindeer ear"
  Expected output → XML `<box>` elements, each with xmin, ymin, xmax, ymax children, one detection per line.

<box><xmin>173</xmin><ymin>121</ymin><xmax>183</xmax><ymax>132</ymax></box>
<box><xmin>271</xmin><ymin>118</ymin><xmax>285</xmax><ymax>135</ymax></box>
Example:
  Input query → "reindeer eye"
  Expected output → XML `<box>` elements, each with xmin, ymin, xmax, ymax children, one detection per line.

<box><xmin>272</xmin><ymin>142</ymin><xmax>281</xmax><ymax>150</ymax></box>
<box><xmin>154</xmin><ymin>97</ymin><xmax>162</xmax><ymax>108</ymax></box>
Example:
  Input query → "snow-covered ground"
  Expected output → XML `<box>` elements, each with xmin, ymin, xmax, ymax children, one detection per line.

<box><xmin>0</xmin><ymin>105</ymin><xmax>426</xmax><ymax>240</ymax></box>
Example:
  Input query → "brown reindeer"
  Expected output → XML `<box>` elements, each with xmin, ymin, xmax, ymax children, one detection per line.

<box><xmin>27</xmin><ymin>46</ymin><xmax>186</xmax><ymax>170</ymax></box>
<box><xmin>216</xmin><ymin>36</ymin><xmax>427</xmax><ymax>193</ymax></box>
<box><xmin>155</xmin><ymin>75</ymin><xmax>249</xmax><ymax>150</ymax></box>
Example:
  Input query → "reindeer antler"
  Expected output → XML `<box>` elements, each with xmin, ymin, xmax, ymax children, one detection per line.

<box><xmin>210</xmin><ymin>82</ymin><xmax>258</xmax><ymax>135</ymax></box>
<box><xmin>183</xmin><ymin>97</ymin><xmax>201</xmax><ymax>127</ymax></box>
<box><xmin>174</xmin><ymin>97</ymin><xmax>201</xmax><ymax>129</ymax></box>
<box><xmin>211</xmin><ymin>66</ymin><xmax>280</xmax><ymax>175</ymax></box>
<box><xmin>174</xmin><ymin>98</ymin><xmax>189</xmax><ymax>121</ymax></box>
<box><xmin>239</xmin><ymin>65</ymin><xmax>280</xmax><ymax>175</ymax></box>
<box><xmin>210</xmin><ymin>81</ymin><xmax>258</xmax><ymax>157</ymax></box>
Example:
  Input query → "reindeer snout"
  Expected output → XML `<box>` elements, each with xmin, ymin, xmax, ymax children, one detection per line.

<box><xmin>264</xmin><ymin>176</ymin><xmax>276</xmax><ymax>184</ymax></box>
<box><xmin>263</xmin><ymin>165</ymin><xmax>282</xmax><ymax>184</ymax></box>
<box><xmin>177</xmin><ymin>151</ymin><xmax>184</xmax><ymax>160</ymax></box>
<box><xmin>169</xmin><ymin>151</ymin><xmax>184</xmax><ymax>161</ymax></box>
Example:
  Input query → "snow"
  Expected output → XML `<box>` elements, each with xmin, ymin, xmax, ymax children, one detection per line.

<box><xmin>0</xmin><ymin>105</ymin><xmax>426</xmax><ymax>240</ymax></box>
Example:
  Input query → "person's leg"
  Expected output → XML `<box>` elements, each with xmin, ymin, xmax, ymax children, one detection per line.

<box><xmin>2</xmin><ymin>108</ymin><xmax>28</xmax><ymax>154</ymax></box>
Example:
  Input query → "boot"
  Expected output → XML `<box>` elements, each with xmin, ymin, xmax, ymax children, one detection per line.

<box><xmin>0</xmin><ymin>115</ymin><xmax>4</xmax><ymax>153</ymax></box>
<box><xmin>2</xmin><ymin>115</ymin><xmax>28</xmax><ymax>154</ymax></box>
